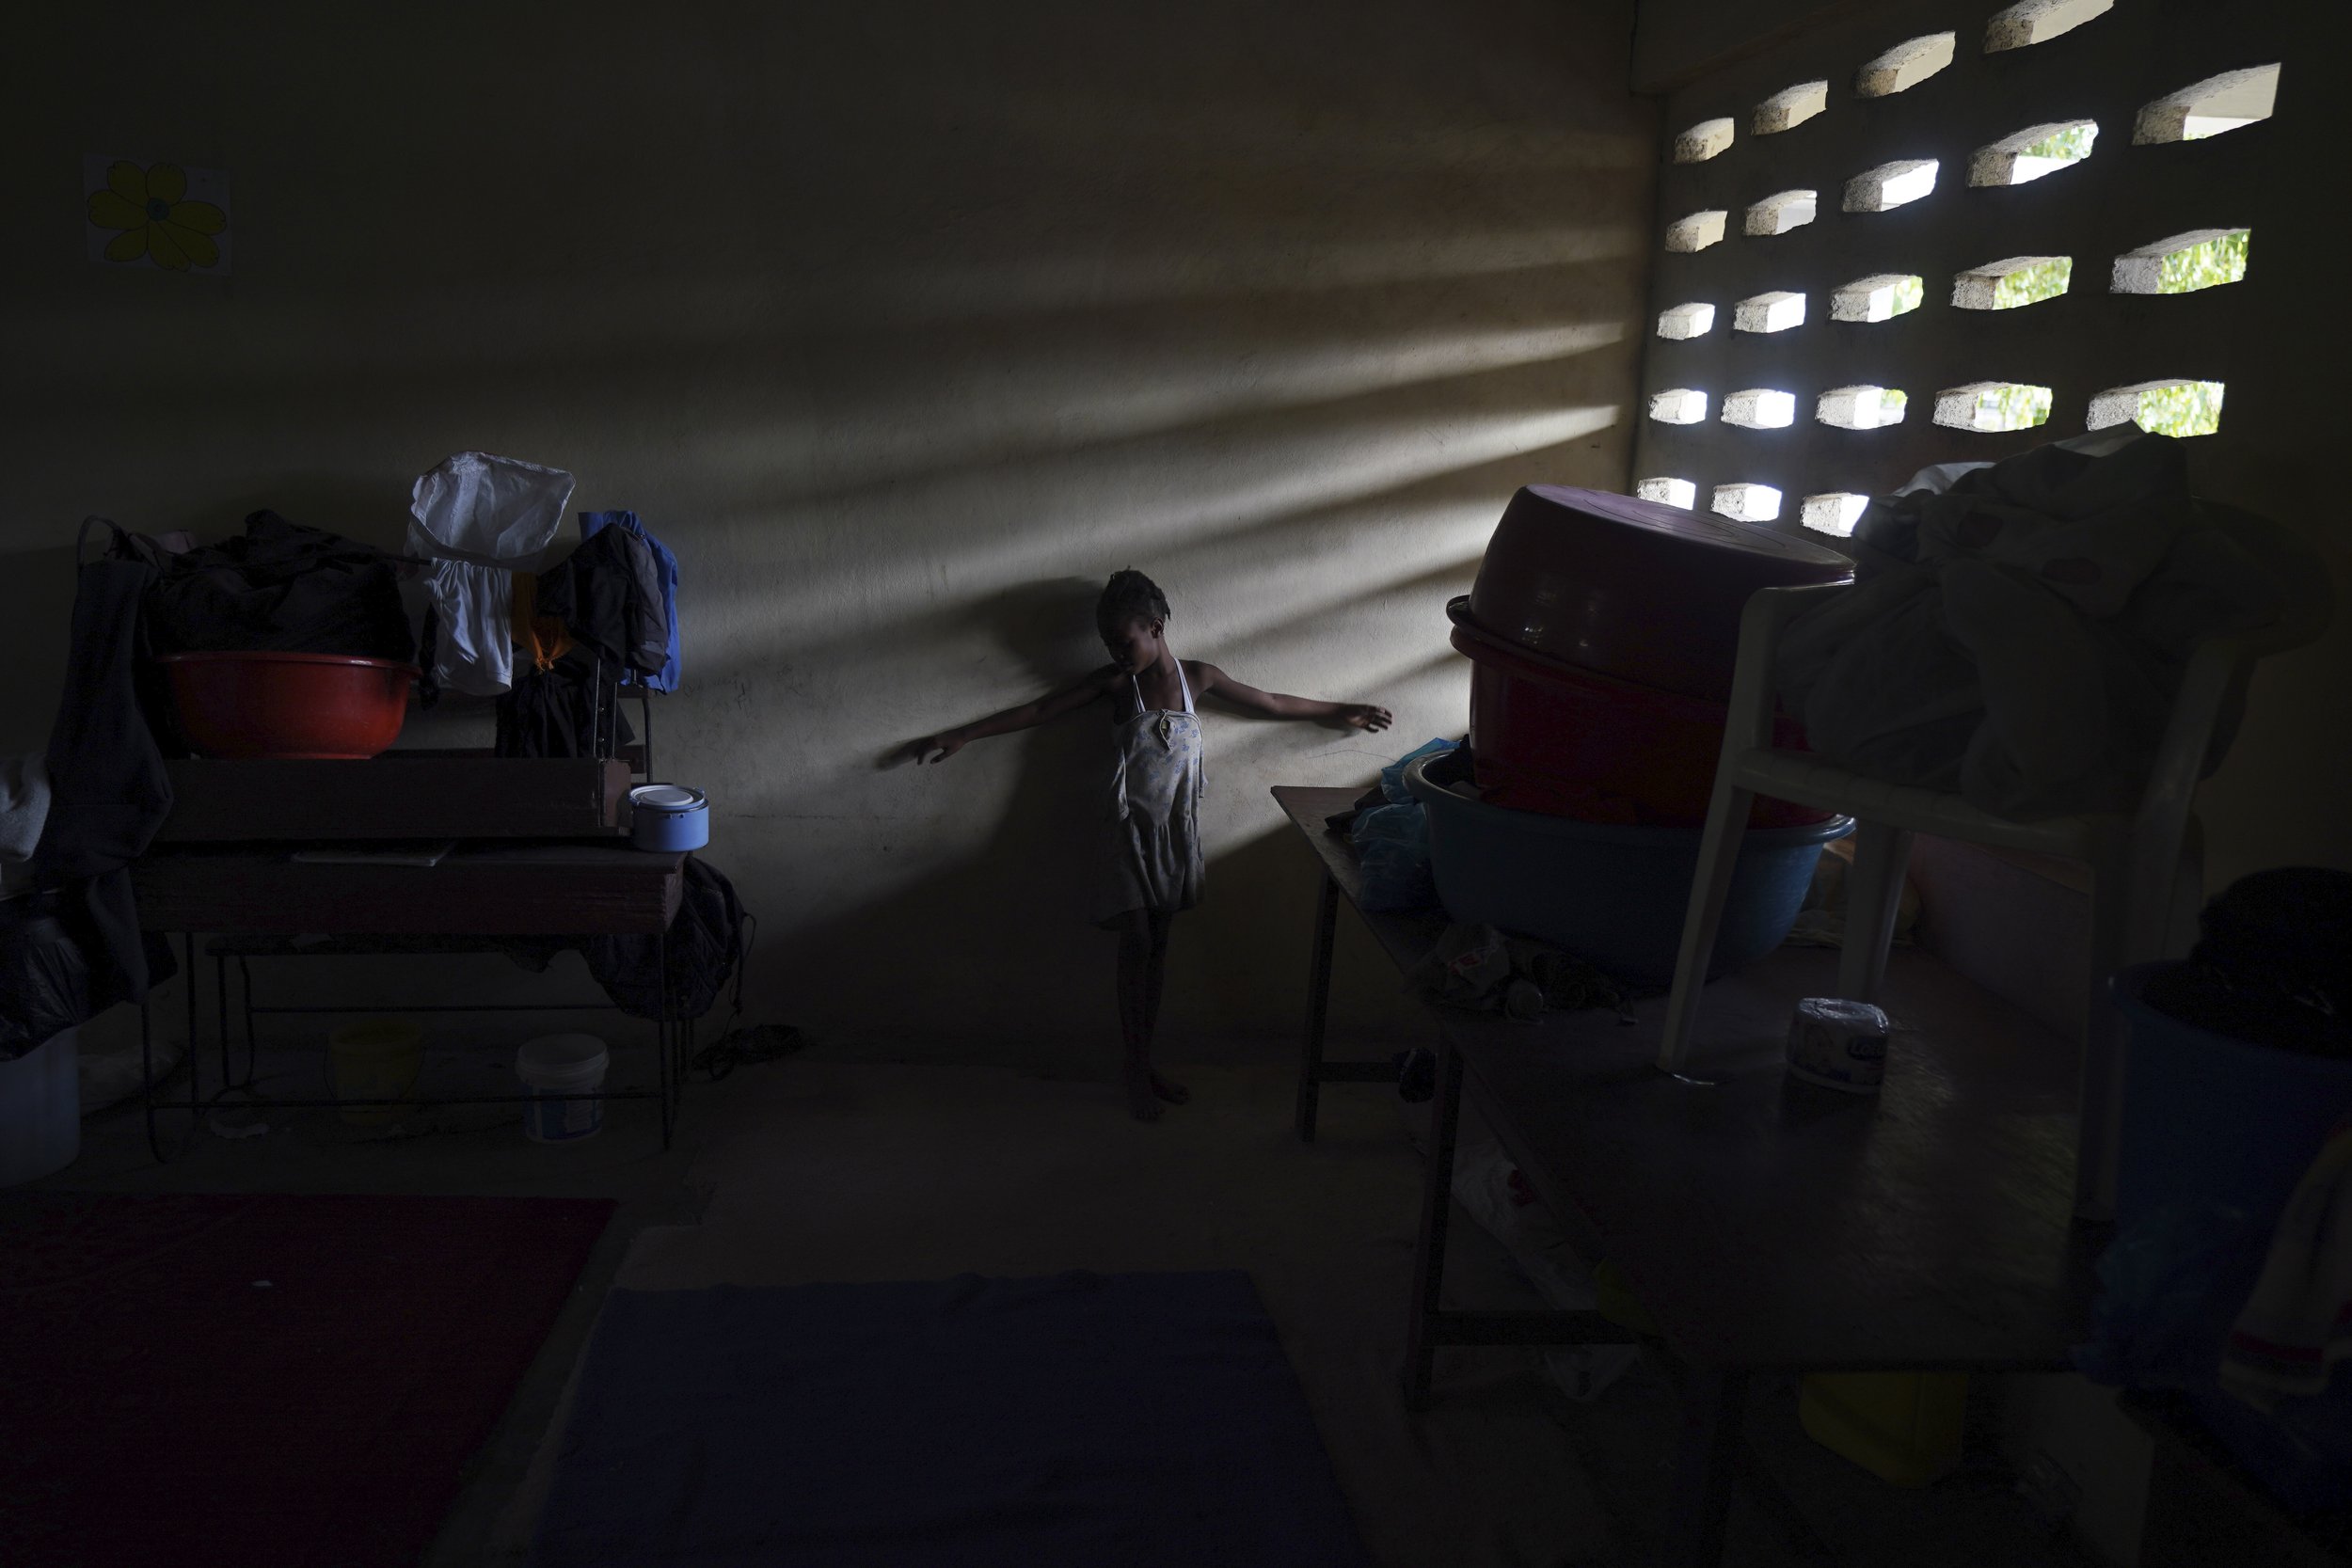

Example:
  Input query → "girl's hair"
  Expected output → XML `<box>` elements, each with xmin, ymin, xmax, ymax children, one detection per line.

<box><xmin>1096</xmin><ymin>569</ymin><xmax>1169</xmax><ymax>637</ymax></box>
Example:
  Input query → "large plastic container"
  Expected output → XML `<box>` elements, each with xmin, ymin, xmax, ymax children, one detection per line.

<box><xmin>327</xmin><ymin>1019</ymin><xmax>424</xmax><ymax>1126</ymax></box>
<box><xmin>517</xmin><ymin>1033</ymin><xmax>610</xmax><ymax>1143</ymax></box>
<box><xmin>1450</xmin><ymin>599</ymin><xmax>1827</xmax><ymax>830</ymax></box>
<box><xmin>0</xmin><ymin>1028</ymin><xmax>80</xmax><ymax>1187</ymax></box>
<box><xmin>1467</xmin><ymin>484</ymin><xmax>1852</xmax><ymax>701</ymax></box>
<box><xmin>2112</xmin><ymin>963</ymin><xmax>2352</xmax><ymax>1234</ymax></box>
<box><xmin>1406</xmin><ymin>756</ymin><xmax>1851</xmax><ymax>988</ymax></box>
<box><xmin>158</xmin><ymin>651</ymin><xmax>417</xmax><ymax>760</ymax></box>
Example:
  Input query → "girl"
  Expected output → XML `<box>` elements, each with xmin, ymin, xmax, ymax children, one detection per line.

<box><xmin>903</xmin><ymin>570</ymin><xmax>1392</xmax><ymax>1121</ymax></box>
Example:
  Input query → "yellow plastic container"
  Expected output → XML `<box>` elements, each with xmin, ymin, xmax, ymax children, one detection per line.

<box><xmin>1594</xmin><ymin>1260</ymin><xmax>1660</xmax><ymax>1336</ymax></box>
<box><xmin>1799</xmin><ymin>1371</ymin><xmax>1968</xmax><ymax>1487</ymax></box>
<box><xmin>327</xmin><ymin>1019</ymin><xmax>423</xmax><ymax>1126</ymax></box>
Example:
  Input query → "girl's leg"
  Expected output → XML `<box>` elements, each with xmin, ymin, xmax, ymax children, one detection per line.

<box><xmin>1141</xmin><ymin>910</ymin><xmax>1188</xmax><ymax>1103</ymax></box>
<box><xmin>1114</xmin><ymin>912</ymin><xmax>1161</xmax><ymax>1121</ymax></box>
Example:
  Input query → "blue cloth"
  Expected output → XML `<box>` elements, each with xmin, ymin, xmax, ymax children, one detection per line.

<box><xmin>579</xmin><ymin>510</ymin><xmax>679</xmax><ymax>690</ymax></box>
<box><xmin>530</xmin><ymin>1271</ymin><xmax>1373</xmax><ymax>1568</ymax></box>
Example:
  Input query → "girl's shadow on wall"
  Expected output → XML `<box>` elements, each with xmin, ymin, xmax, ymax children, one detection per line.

<box><xmin>834</xmin><ymin>577</ymin><xmax>1124</xmax><ymax>1058</ymax></box>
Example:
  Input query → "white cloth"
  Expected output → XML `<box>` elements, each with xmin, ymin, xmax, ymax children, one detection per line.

<box><xmin>421</xmin><ymin>559</ymin><xmax>514</xmax><ymax>697</ymax></box>
<box><xmin>407</xmin><ymin>451</ymin><xmax>574</xmax><ymax>572</ymax></box>
<box><xmin>2223</xmin><ymin>1126</ymin><xmax>2352</xmax><ymax>1409</ymax></box>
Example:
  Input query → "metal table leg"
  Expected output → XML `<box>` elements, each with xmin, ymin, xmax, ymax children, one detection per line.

<box><xmin>214</xmin><ymin>945</ymin><xmax>233</xmax><ymax>1091</ymax></box>
<box><xmin>140</xmin><ymin>994</ymin><xmax>166</xmax><ymax>1162</ymax></box>
<box><xmin>143</xmin><ymin>933</ymin><xmax>202</xmax><ymax>1163</ymax></box>
<box><xmin>657</xmin><ymin>927</ymin><xmax>675</xmax><ymax>1151</ymax></box>
<box><xmin>1295</xmin><ymin>871</ymin><xmax>1339</xmax><ymax>1141</ymax></box>
<box><xmin>1401</xmin><ymin>1038</ymin><xmax>1465</xmax><ymax>1410</ymax></box>
<box><xmin>1667</xmin><ymin>1367</ymin><xmax>1751</xmax><ymax>1567</ymax></box>
<box><xmin>232</xmin><ymin>955</ymin><xmax>259</xmax><ymax>1089</ymax></box>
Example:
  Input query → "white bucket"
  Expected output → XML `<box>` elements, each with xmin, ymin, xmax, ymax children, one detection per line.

<box><xmin>516</xmin><ymin>1033</ymin><xmax>609</xmax><ymax>1143</ymax></box>
<box><xmin>1</xmin><ymin>1027</ymin><xmax>81</xmax><ymax>1186</ymax></box>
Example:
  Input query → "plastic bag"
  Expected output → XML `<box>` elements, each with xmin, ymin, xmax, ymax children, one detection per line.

<box><xmin>407</xmin><ymin>451</ymin><xmax>576</xmax><ymax>571</ymax></box>
<box><xmin>0</xmin><ymin>900</ymin><xmax>94</xmax><ymax>1062</ymax></box>
<box><xmin>1353</xmin><ymin>802</ymin><xmax>1435</xmax><ymax>912</ymax></box>
<box><xmin>1350</xmin><ymin>739</ymin><xmax>1455</xmax><ymax>912</ymax></box>
<box><xmin>2075</xmin><ymin>1202</ymin><xmax>2267</xmax><ymax>1391</ymax></box>
<box><xmin>1378</xmin><ymin>737</ymin><xmax>1457</xmax><ymax>805</ymax></box>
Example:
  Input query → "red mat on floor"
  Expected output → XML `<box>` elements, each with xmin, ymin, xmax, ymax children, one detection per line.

<box><xmin>0</xmin><ymin>1192</ymin><xmax>614</xmax><ymax>1568</ymax></box>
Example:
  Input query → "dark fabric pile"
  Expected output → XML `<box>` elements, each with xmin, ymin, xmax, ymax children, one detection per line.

<box><xmin>1407</xmin><ymin>922</ymin><xmax>1628</xmax><ymax>1022</ymax></box>
<box><xmin>145</xmin><ymin>510</ymin><xmax>415</xmax><ymax>663</ymax></box>
<box><xmin>1776</xmin><ymin>435</ymin><xmax>2297</xmax><ymax>819</ymax></box>
<box><xmin>2141</xmin><ymin>868</ymin><xmax>2352</xmax><ymax>1058</ymax></box>
<box><xmin>495</xmin><ymin>654</ymin><xmax>634</xmax><ymax>760</ymax></box>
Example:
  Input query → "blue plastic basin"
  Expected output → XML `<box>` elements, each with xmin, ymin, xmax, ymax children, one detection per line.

<box><xmin>1405</xmin><ymin>756</ymin><xmax>1851</xmax><ymax>988</ymax></box>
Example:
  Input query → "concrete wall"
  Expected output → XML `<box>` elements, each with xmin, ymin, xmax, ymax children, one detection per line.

<box><xmin>1</xmin><ymin>2</ymin><xmax>1655</xmax><ymax>1066</ymax></box>
<box><xmin>1632</xmin><ymin>0</ymin><xmax>1860</xmax><ymax>90</ymax></box>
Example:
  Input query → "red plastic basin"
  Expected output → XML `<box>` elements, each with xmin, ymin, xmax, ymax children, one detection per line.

<box><xmin>158</xmin><ymin>652</ymin><xmax>418</xmax><ymax>760</ymax></box>
<box><xmin>1468</xmin><ymin>484</ymin><xmax>1852</xmax><ymax>702</ymax></box>
<box><xmin>1449</xmin><ymin>599</ymin><xmax>1827</xmax><ymax>830</ymax></box>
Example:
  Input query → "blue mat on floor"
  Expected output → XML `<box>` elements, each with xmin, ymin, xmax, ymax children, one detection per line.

<box><xmin>530</xmin><ymin>1270</ymin><xmax>1373</xmax><ymax>1568</ymax></box>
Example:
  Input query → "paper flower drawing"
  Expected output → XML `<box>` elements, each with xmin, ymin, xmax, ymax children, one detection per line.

<box><xmin>86</xmin><ymin>157</ymin><xmax>230</xmax><ymax>273</ymax></box>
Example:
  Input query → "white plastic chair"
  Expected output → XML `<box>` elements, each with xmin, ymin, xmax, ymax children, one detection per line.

<box><xmin>1658</xmin><ymin>515</ymin><xmax>2331</xmax><ymax>1219</ymax></box>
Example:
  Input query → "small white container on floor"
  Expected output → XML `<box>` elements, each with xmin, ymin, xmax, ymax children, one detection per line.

<box><xmin>516</xmin><ymin>1033</ymin><xmax>610</xmax><ymax>1142</ymax></box>
<box><xmin>1785</xmin><ymin>998</ymin><xmax>1890</xmax><ymax>1092</ymax></box>
<box><xmin>0</xmin><ymin>1027</ymin><xmax>80</xmax><ymax>1185</ymax></box>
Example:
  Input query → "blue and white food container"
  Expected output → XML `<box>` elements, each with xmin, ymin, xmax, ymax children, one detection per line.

<box><xmin>629</xmin><ymin>784</ymin><xmax>709</xmax><ymax>851</ymax></box>
<box><xmin>1785</xmin><ymin>997</ymin><xmax>1890</xmax><ymax>1093</ymax></box>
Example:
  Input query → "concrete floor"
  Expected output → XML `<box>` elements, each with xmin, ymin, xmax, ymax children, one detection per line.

<box><xmin>42</xmin><ymin>1031</ymin><xmax>2103</xmax><ymax>1568</ymax></box>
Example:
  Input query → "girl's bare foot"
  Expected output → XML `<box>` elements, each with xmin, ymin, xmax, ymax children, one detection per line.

<box><xmin>1150</xmin><ymin>1072</ymin><xmax>1190</xmax><ymax>1104</ymax></box>
<box><xmin>1124</xmin><ymin>1063</ymin><xmax>1163</xmax><ymax>1121</ymax></box>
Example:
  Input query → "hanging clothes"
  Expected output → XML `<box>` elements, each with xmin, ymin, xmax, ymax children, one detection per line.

<box><xmin>583</xmin><ymin>857</ymin><xmax>745</xmax><ymax>1021</ymax></box>
<box><xmin>535</xmin><ymin>525</ymin><xmax>665</xmax><ymax>679</ymax></box>
<box><xmin>1092</xmin><ymin>660</ymin><xmax>1205</xmax><ymax>927</ymax></box>
<box><xmin>501</xmin><ymin>858</ymin><xmax>749</xmax><ymax>1022</ymax></box>
<box><xmin>419</xmin><ymin>558</ymin><xmax>513</xmax><ymax>696</ymax></box>
<box><xmin>580</xmin><ymin>511</ymin><xmax>680</xmax><ymax>691</ymax></box>
<box><xmin>24</xmin><ymin>519</ymin><xmax>179</xmax><ymax>1041</ymax></box>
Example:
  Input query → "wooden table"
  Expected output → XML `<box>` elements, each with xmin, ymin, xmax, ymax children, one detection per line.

<box><xmin>1276</xmin><ymin>785</ymin><xmax>2104</xmax><ymax>1565</ymax></box>
<box><xmin>131</xmin><ymin>843</ymin><xmax>691</xmax><ymax>1157</ymax></box>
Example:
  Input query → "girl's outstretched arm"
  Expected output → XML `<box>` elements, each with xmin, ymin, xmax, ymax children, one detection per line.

<box><xmin>901</xmin><ymin>667</ymin><xmax>1120</xmax><ymax>764</ymax></box>
<box><xmin>1191</xmin><ymin>662</ymin><xmax>1392</xmax><ymax>732</ymax></box>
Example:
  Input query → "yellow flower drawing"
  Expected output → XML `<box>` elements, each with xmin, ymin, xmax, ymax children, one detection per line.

<box><xmin>87</xmin><ymin>161</ymin><xmax>226</xmax><ymax>270</ymax></box>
